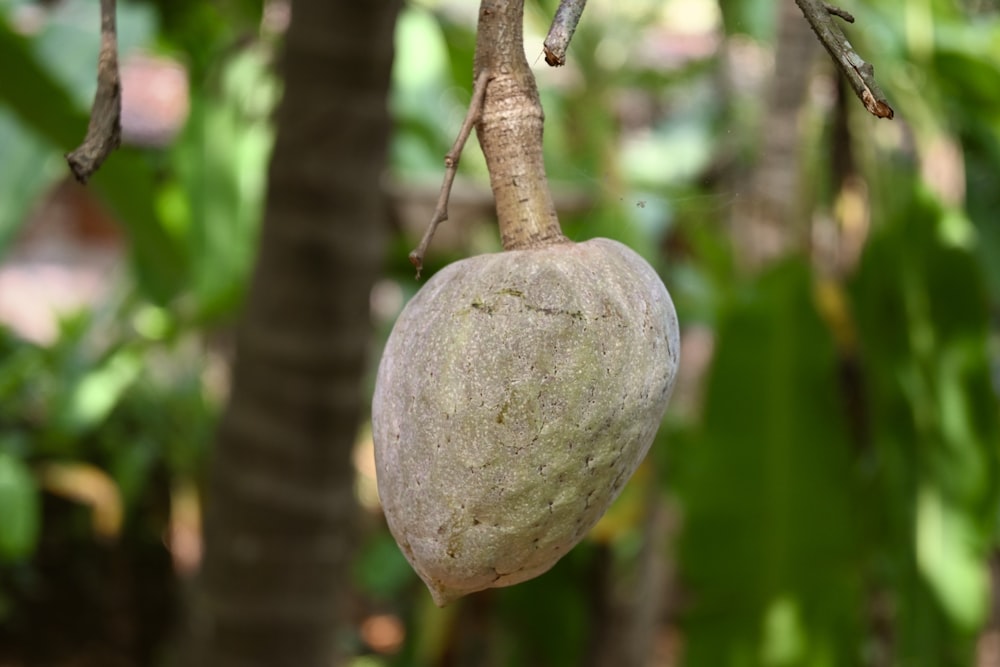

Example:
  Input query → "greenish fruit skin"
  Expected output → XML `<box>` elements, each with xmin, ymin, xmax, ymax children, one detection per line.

<box><xmin>373</xmin><ymin>238</ymin><xmax>680</xmax><ymax>606</ymax></box>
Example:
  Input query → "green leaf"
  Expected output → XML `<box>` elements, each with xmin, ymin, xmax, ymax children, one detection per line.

<box><xmin>353</xmin><ymin>532</ymin><xmax>415</xmax><ymax>601</ymax></box>
<box><xmin>851</xmin><ymin>188</ymin><xmax>999</xmax><ymax>662</ymax></box>
<box><xmin>92</xmin><ymin>151</ymin><xmax>190</xmax><ymax>304</ymax></box>
<box><xmin>0</xmin><ymin>108</ymin><xmax>63</xmax><ymax>253</ymax></box>
<box><xmin>390</xmin><ymin>6</ymin><xmax>466</xmax><ymax>177</ymax></box>
<box><xmin>54</xmin><ymin>346</ymin><xmax>143</xmax><ymax>437</ymax></box>
<box><xmin>167</xmin><ymin>47</ymin><xmax>274</xmax><ymax>320</ymax></box>
<box><xmin>677</xmin><ymin>259</ymin><xmax>861</xmax><ymax>667</ymax></box>
<box><xmin>0</xmin><ymin>452</ymin><xmax>40</xmax><ymax>562</ymax></box>
<box><xmin>916</xmin><ymin>487</ymin><xmax>987</xmax><ymax>629</ymax></box>
<box><xmin>494</xmin><ymin>546</ymin><xmax>592</xmax><ymax>667</ymax></box>
<box><xmin>0</xmin><ymin>14</ymin><xmax>85</xmax><ymax>147</ymax></box>
<box><xmin>717</xmin><ymin>0</ymin><xmax>775</xmax><ymax>40</ymax></box>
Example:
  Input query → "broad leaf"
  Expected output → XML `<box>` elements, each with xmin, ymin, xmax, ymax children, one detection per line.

<box><xmin>851</xmin><ymin>188</ymin><xmax>999</xmax><ymax>664</ymax></box>
<box><xmin>678</xmin><ymin>259</ymin><xmax>861</xmax><ymax>667</ymax></box>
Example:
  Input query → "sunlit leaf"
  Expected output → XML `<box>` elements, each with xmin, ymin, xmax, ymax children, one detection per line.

<box><xmin>391</xmin><ymin>6</ymin><xmax>466</xmax><ymax>176</ymax></box>
<box><xmin>915</xmin><ymin>486</ymin><xmax>987</xmax><ymax>629</ymax></box>
<box><xmin>54</xmin><ymin>346</ymin><xmax>142</xmax><ymax>437</ymax></box>
<box><xmin>166</xmin><ymin>47</ymin><xmax>274</xmax><ymax>321</ymax></box>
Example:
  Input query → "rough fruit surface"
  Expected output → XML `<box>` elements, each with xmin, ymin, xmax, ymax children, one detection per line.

<box><xmin>372</xmin><ymin>238</ymin><xmax>680</xmax><ymax>605</ymax></box>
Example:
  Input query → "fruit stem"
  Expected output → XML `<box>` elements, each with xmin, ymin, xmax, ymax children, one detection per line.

<box><xmin>474</xmin><ymin>0</ymin><xmax>568</xmax><ymax>251</ymax></box>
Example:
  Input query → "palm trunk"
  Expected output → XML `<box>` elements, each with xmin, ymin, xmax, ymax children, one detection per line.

<box><xmin>188</xmin><ymin>2</ymin><xmax>400</xmax><ymax>665</ymax></box>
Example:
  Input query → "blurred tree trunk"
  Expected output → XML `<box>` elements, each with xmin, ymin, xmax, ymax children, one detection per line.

<box><xmin>731</xmin><ymin>0</ymin><xmax>818</xmax><ymax>269</ymax></box>
<box><xmin>187</xmin><ymin>2</ymin><xmax>400</xmax><ymax>666</ymax></box>
<box><xmin>587</xmin><ymin>477</ymin><xmax>676</xmax><ymax>667</ymax></box>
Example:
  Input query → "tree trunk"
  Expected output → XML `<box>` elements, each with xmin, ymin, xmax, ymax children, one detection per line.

<box><xmin>187</xmin><ymin>2</ymin><xmax>400</xmax><ymax>665</ymax></box>
<box><xmin>731</xmin><ymin>0</ymin><xmax>818</xmax><ymax>269</ymax></box>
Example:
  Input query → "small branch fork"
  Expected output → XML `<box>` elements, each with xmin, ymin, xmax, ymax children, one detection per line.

<box><xmin>410</xmin><ymin>0</ymin><xmax>588</xmax><ymax>275</ymax></box>
<box><xmin>796</xmin><ymin>0</ymin><xmax>894</xmax><ymax>119</ymax></box>
<box><xmin>410</xmin><ymin>0</ymin><xmax>891</xmax><ymax>277</ymax></box>
<box><xmin>409</xmin><ymin>69</ymin><xmax>493</xmax><ymax>278</ymax></box>
<box><xmin>543</xmin><ymin>0</ymin><xmax>588</xmax><ymax>67</ymax></box>
<box><xmin>66</xmin><ymin>0</ymin><xmax>122</xmax><ymax>183</ymax></box>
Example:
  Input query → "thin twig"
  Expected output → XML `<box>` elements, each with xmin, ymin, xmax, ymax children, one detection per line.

<box><xmin>409</xmin><ymin>69</ymin><xmax>493</xmax><ymax>278</ymax></box>
<box><xmin>823</xmin><ymin>2</ymin><xmax>855</xmax><ymax>23</ymax></box>
<box><xmin>543</xmin><ymin>0</ymin><xmax>588</xmax><ymax>67</ymax></box>
<box><xmin>796</xmin><ymin>0</ymin><xmax>893</xmax><ymax>119</ymax></box>
<box><xmin>66</xmin><ymin>0</ymin><xmax>122</xmax><ymax>183</ymax></box>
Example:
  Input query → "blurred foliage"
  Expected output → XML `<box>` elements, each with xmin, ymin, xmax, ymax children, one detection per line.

<box><xmin>678</xmin><ymin>260</ymin><xmax>862</xmax><ymax>667</ymax></box>
<box><xmin>0</xmin><ymin>296</ymin><xmax>212</xmax><ymax>519</ymax></box>
<box><xmin>0</xmin><ymin>0</ymin><xmax>186</xmax><ymax>302</ymax></box>
<box><xmin>0</xmin><ymin>0</ymin><xmax>998</xmax><ymax>665</ymax></box>
<box><xmin>851</xmin><ymin>189</ymin><xmax>999</xmax><ymax>664</ymax></box>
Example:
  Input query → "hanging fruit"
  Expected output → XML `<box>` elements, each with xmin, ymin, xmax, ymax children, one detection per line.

<box><xmin>372</xmin><ymin>0</ymin><xmax>679</xmax><ymax>606</ymax></box>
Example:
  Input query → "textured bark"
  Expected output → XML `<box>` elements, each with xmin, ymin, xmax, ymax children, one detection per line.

<box><xmin>474</xmin><ymin>0</ymin><xmax>566</xmax><ymax>251</ymax></box>
<box><xmin>187</xmin><ymin>2</ymin><xmax>400</xmax><ymax>666</ymax></box>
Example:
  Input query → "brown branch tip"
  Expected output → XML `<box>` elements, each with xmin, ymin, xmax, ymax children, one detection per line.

<box><xmin>408</xmin><ymin>69</ymin><xmax>493</xmax><ymax>278</ymax></box>
<box><xmin>66</xmin><ymin>0</ymin><xmax>122</xmax><ymax>184</ymax></box>
<box><xmin>796</xmin><ymin>0</ymin><xmax>894</xmax><ymax>119</ymax></box>
<box><xmin>543</xmin><ymin>0</ymin><xmax>589</xmax><ymax>67</ymax></box>
<box><xmin>823</xmin><ymin>2</ymin><xmax>855</xmax><ymax>23</ymax></box>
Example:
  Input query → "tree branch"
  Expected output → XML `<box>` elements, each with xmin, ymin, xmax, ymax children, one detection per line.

<box><xmin>543</xmin><ymin>0</ymin><xmax>588</xmax><ymax>67</ymax></box>
<box><xmin>796</xmin><ymin>0</ymin><xmax>894</xmax><ymax>119</ymax></box>
<box><xmin>474</xmin><ymin>0</ymin><xmax>566</xmax><ymax>251</ymax></box>
<box><xmin>409</xmin><ymin>69</ymin><xmax>493</xmax><ymax>278</ymax></box>
<box><xmin>66</xmin><ymin>0</ymin><xmax>122</xmax><ymax>183</ymax></box>
<box><xmin>823</xmin><ymin>2</ymin><xmax>855</xmax><ymax>23</ymax></box>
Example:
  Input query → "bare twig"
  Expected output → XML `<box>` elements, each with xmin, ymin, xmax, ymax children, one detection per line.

<box><xmin>823</xmin><ymin>2</ymin><xmax>855</xmax><ymax>23</ymax></box>
<box><xmin>409</xmin><ymin>69</ymin><xmax>493</xmax><ymax>278</ymax></box>
<box><xmin>543</xmin><ymin>0</ymin><xmax>588</xmax><ymax>67</ymax></box>
<box><xmin>796</xmin><ymin>0</ymin><xmax>893</xmax><ymax>119</ymax></box>
<box><xmin>66</xmin><ymin>0</ymin><xmax>122</xmax><ymax>183</ymax></box>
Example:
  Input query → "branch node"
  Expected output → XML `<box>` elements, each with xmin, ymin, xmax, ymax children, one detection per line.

<box><xmin>409</xmin><ymin>69</ymin><xmax>494</xmax><ymax>278</ymax></box>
